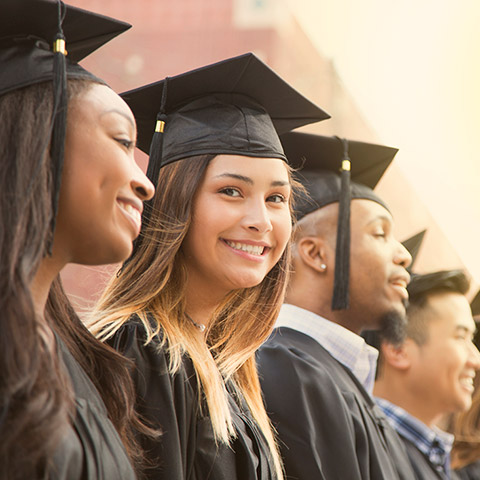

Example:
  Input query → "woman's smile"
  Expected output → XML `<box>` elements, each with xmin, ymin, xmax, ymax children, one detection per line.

<box><xmin>182</xmin><ymin>154</ymin><xmax>292</xmax><ymax>295</ymax></box>
<box><xmin>222</xmin><ymin>239</ymin><xmax>271</xmax><ymax>258</ymax></box>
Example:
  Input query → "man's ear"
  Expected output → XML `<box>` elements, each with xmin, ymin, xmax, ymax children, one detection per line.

<box><xmin>296</xmin><ymin>236</ymin><xmax>329</xmax><ymax>274</ymax></box>
<box><xmin>380</xmin><ymin>340</ymin><xmax>412</xmax><ymax>370</ymax></box>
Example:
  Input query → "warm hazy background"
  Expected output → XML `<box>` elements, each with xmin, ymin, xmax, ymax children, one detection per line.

<box><xmin>63</xmin><ymin>0</ymin><xmax>480</xmax><ymax>311</ymax></box>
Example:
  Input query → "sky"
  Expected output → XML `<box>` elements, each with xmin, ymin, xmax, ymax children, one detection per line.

<box><xmin>286</xmin><ymin>0</ymin><xmax>480</xmax><ymax>281</ymax></box>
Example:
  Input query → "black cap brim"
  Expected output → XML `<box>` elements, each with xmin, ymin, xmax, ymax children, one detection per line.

<box><xmin>281</xmin><ymin>132</ymin><xmax>397</xmax><ymax>219</ymax></box>
<box><xmin>121</xmin><ymin>52</ymin><xmax>330</xmax><ymax>156</ymax></box>
<box><xmin>282</xmin><ymin>131</ymin><xmax>397</xmax><ymax>188</ymax></box>
<box><xmin>401</xmin><ymin>230</ymin><xmax>426</xmax><ymax>273</ymax></box>
<box><xmin>0</xmin><ymin>0</ymin><xmax>131</xmax><ymax>95</ymax></box>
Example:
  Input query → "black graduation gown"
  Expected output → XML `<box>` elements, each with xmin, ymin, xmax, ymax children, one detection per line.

<box><xmin>50</xmin><ymin>336</ymin><xmax>136</xmax><ymax>480</ymax></box>
<box><xmin>109</xmin><ymin>321</ymin><xmax>278</xmax><ymax>480</ymax></box>
<box><xmin>455</xmin><ymin>459</ymin><xmax>480</xmax><ymax>479</ymax></box>
<box><xmin>256</xmin><ymin>327</ymin><xmax>416</xmax><ymax>480</ymax></box>
<box><xmin>401</xmin><ymin>437</ymin><xmax>460</xmax><ymax>480</ymax></box>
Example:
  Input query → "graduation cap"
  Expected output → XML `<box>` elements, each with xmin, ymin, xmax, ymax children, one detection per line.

<box><xmin>0</xmin><ymin>0</ymin><xmax>130</xmax><ymax>251</ymax></box>
<box><xmin>280</xmin><ymin>131</ymin><xmax>398</xmax><ymax>310</ymax></box>
<box><xmin>401</xmin><ymin>230</ymin><xmax>426</xmax><ymax>274</ymax></box>
<box><xmin>0</xmin><ymin>0</ymin><xmax>131</xmax><ymax>95</ymax></box>
<box><xmin>120</xmin><ymin>52</ymin><xmax>330</xmax><ymax>188</ymax></box>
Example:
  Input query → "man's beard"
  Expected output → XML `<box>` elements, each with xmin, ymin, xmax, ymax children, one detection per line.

<box><xmin>377</xmin><ymin>299</ymin><xmax>408</xmax><ymax>345</ymax></box>
<box><xmin>361</xmin><ymin>299</ymin><xmax>408</xmax><ymax>347</ymax></box>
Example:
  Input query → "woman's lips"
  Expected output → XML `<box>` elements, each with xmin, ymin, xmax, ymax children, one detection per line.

<box><xmin>117</xmin><ymin>199</ymin><xmax>142</xmax><ymax>236</ymax></box>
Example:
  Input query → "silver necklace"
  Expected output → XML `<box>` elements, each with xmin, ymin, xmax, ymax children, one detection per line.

<box><xmin>185</xmin><ymin>313</ymin><xmax>206</xmax><ymax>333</ymax></box>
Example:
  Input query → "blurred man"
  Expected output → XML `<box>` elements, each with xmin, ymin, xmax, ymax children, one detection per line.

<box><xmin>373</xmin><ymin>270</ymin><xmax>480</xmax><ymax>479</ymax></box>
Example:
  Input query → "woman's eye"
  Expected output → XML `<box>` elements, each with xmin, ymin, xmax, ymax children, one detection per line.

<box><xmin>267</xmin><ymin>194</ymin><xmax>286</xmax><ymax>204</ymax></box>
<box><xmin>219</xmin><ymin>187</ymin><xmax>241</xmax><ymax>197</ymax></box>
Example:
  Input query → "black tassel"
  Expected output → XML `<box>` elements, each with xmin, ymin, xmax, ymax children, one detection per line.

<box><xmin>332</xmin><ymin>138</ymin><xmax>351</xmax><ymax>310</ymax></box>
<box><xmin>141</xmin><ymin>77</ymin><xmax>169</xmax><ymax>229</ymax></box>
<box><xmin>146</xmin><ymin>111</ymin><xmax>167</xmax><ymax>186</ymax></box>
<box><xmin>123</xmin><ymin>77</ymin><xmax>170</xmax><ymax>269</ymax></box>
<box><xmin>47</xmin><ymin>0</ymin><xmax>67</xmax><ymax>255</ymax></box>
<box><xmin>146</xmin><ymin>76</ymin><xmax>169</xmax><ymax>186</ymax></box>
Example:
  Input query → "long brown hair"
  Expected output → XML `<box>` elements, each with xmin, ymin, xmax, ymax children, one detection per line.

<box><xmin>90</xmin><ymin>154</ymin><xmax>296</xmax><ymax>479</ymax></box>
<box><xmin>451</xmin><ymin>377</ymin><xmax>480</xmax><ymax>469</ymax></box>
<box><xmin>0</xmin><ymin>80</ymin><xmax>145</xmax><ymax>479</ymax></box>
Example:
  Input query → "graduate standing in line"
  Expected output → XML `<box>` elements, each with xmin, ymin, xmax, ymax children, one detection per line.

<box><xmin>88</xmin><ymin>54</ymin><xmax>328</xmax><ymax>480</ymax></box>
<box><xmin>257</xmin><ymin>132</ymin><xmax>416</xmax><ymax>479</ymax></box>
<box><xmin>0</xmin><ymin>1</ymin><xmax>156</xmax><ymax>478</ymax></box>
<box><xmin>372</xmin><ymin>270</ymin><xmax>480</xmax><ymax>479</ymax></box>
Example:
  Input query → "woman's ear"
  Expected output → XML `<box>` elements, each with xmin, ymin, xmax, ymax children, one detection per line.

<box><xmin>296</xmin><ymin>236</ymin><xmax>329</xmax><ymax>274</ymax></box>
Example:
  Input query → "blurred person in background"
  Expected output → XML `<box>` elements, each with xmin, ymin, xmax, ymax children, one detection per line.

<box><xmin>372</xmin><ymin>270</ymin><xmax>480</xmax><ymax>479</ymax></box>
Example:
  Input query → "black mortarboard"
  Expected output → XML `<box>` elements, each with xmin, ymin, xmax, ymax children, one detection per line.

<box><xmin>281</xmin><ymin>131</ymin><xmax>398</xmax><ymax>310</ymax></box>
<box><xmin>401</xmin><ymin>230</ymin><xmax>426</xmax><ymax>274</ymax></box>
<box><xmin>120</xmin><ymin>52</ymin><xmax>330</xmax><ymax>188</ymax></box>
<box><xmin>0</xmin><ymin>0</ymin><xmax>130</xmax><ymax>95</ymax></box>
<box><xmin>1</xmin><ymin>0</ymin><xmax>130</xmax><ymax>252</ymax></box>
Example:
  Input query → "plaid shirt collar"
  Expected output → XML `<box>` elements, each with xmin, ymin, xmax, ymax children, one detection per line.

<box><xmin>376</xmin><ymin>397</ymin><xmax>454</xmax><ymax>475</ymax></box>
<box><xmin>274</xmin><ymin>304</ymin><xmax>379</xmax><ymax>394</ymax></box>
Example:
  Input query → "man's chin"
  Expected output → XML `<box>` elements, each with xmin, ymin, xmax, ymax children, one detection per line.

<box><xmin>378</xmin><ymin>308</ymin><xmax>408</xmax><ymax>345</ymax></box>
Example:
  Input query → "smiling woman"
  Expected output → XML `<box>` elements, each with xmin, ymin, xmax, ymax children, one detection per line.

<box><xmin>0</xmin><ymin>1</ymin><xmax>154</xmax><ymax>479</ymax></box>
<box><xmin>90</xmin><ymin>154</ymin><xmax>294</xmax><ymax>480</ymax></box>
<box><xmin>88</xmin><ymin>53</ymin><xmax>327</xmax><ymax>480</ymax></box>
<box><xmin>56</xmin><ymin>83</ymin><xmax>151</xmax><ymax>265</ymax></box>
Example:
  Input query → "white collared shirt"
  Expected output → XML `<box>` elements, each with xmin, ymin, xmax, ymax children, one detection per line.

<box><xmin>275</xmin><ymin>303</ymin><xmax>379</xmax><ymax>394</ymax></box>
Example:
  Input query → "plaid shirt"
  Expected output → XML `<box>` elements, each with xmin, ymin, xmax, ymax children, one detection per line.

<box><xmin>274</xmin><ymin>304</ymin><xmax>379</xmax><ymax>394</ymax></box>
<box><xmin>376</xmin><ymin>397</ymin><xmax>454</xmax><ymax>477</ymax></box>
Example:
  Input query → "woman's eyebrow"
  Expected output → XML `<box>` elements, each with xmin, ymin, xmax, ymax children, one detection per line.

<box><xmin>271</xmin><ymin>180</ymin><xmax>290</xmax><ymax>187</ymax></box>
<box><xmin>213</xmin><ymin>173</ymin><xmax>290</xmax><ymax>187</ymax></box>
<box><xmin>213</xmin><ymin>173</ymin><xmax>253</xmax><ymax>184</ymax></box>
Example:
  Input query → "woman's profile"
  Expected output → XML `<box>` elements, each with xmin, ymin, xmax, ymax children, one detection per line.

<box><xmin>0</xmin><ymin>1</ymin><xmax>154</xmax><ymax>478</ymax></box>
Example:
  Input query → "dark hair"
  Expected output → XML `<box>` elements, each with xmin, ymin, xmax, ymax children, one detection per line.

<box><xmin>0</xmin><ymin>80</ymin><xmax>146</xmax><ymax>479</ymax></box>
<box><xmin>406</xmin><ymin>269</ymin><xmax>470</xmax><ymax>345</ymax></box>
<box><xmin>45</xmin><ymin>279</ymin><xmax>153</xmax><ymax>473</ymax></box>
<box><xmin>407</xmin><ymin>269</ymin><xmax>470</xmax><ymax>306</ymax></box>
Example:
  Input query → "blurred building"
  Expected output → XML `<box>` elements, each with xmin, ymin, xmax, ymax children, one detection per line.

<box><xmin>63</xmin><ymin>0</ymin><xmax>474</xmax><ymax>313</ymax></box>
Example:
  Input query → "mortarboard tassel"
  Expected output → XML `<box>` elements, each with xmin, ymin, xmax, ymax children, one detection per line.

<box><xmin>120</xmin><ymin>77</ymin><xmax>170</xmax><ymax>272</ymax></box>
<box><xmin>146</xmin><ymin>76</ymin><xmax>169</xmax><ymax>187</ymax></box>
<box><xmin>47</xmin><ymin>0</ymin><xmax>68</xmax><ymax>255</ymax></box>
<box><xmin>331</xmin><ymin>138</ymin><xmax>351</xmax><ymax>310</ymax></box>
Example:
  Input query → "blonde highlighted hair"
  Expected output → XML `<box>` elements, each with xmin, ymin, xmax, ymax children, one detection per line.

<box><xmin>89</xmin><ymin>154</ymin><xmax>298</xmax><ymax>479</ymax></box>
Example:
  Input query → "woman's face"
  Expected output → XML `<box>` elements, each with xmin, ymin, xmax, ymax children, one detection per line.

<box><xmin>54</xmin><ymin>83</ymin><xmax>154</xmax><ymax>265</ymax></box>
<box><xmin>182</xmin><ymin>154</ymin><xmax>292</xmax><ymax>297</ymax></box>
